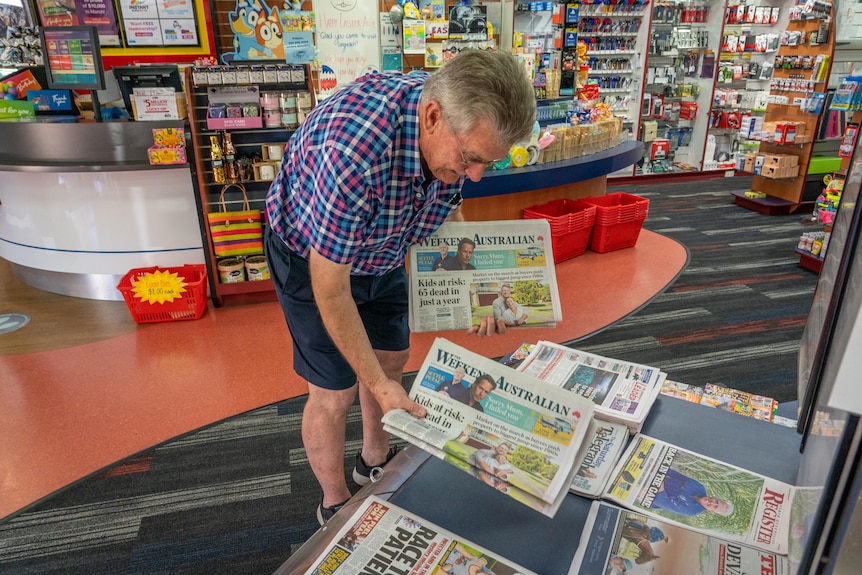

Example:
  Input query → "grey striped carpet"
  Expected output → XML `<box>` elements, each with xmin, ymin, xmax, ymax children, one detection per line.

<box><xmin>0</xmin><ymin>175</ymin><xmax>821</xmax><ymax>574</ymax></box>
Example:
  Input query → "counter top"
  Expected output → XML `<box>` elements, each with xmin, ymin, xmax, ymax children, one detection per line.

<box><xmin>462</xmin><ymin>139</ymin><xmax>642</xmax><ymax>198</ymax></box>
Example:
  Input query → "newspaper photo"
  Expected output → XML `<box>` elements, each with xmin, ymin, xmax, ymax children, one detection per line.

<box><xmin>303</xmin><ymin>495</ymin><xmax>539</xmax><ymax>575</ymax></box>
<box><xmin>603</xmin><ymin>435</ymin><xmax>793</xmax><ymax>554</ymax></box>
<box><xmin>381</xmin><ymin>338</ymin><xmax>595</xmax><ymax>518</ymax></box>
<box><xmin>568</xmin><ymin>501</ymin><xmax>789</xmax><ymax>575</ymax></box>
<box><xmin>570</xmin><ymin>419</ymin><xmax>630</xmax><ymax>498</ymax></box>
<box><xmin>407</xmin><ymin>220</ymin><xmax>562</xmax><ymax>332</ymax></box>
<box><xmin>517</xmin><ymin>340</ymin><xmax>665</xmax><ymax>432</ymax></box>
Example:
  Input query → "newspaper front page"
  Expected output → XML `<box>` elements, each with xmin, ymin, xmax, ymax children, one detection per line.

<box><xmin>302</xmin><ymin>495</ymin><xmax>539</xmax><ymax>575</ymax></box>
<box><xmin>381</xmin><ymin>338</ymin><xmax>595</xmax><ymax>518</ymax></box>
<box><xmin>407</xmin><ymin>220</ymin><xmax>562</xmax><ymax>332</ymax></box>
<box><xmin>603</xmin><ymin>435</ymin><xmax>793</xmax><ymax>554</ymax></box>
<box><xmin>517</xmin><ymin>340</ymin><xmax>665</xmax><ymax>431</ymax></box>
<box><xmin>568</xmin><ymin>501</ymin><xmax>789</xmax><ymax>575</ymax></box>
<box><xmin>570</xmin><ymin>419</ymin><xmax>630</xmax><ymax>498</ymax></box>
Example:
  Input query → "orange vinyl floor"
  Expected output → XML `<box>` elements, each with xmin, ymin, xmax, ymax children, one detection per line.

<box><xmin>0</xmin><ymin>230</ymin><xmax>687</xmax><ymax>521</ymax></box>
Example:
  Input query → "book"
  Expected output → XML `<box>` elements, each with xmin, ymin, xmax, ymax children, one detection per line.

<box><xmin>407</xmin><ymin>220</ymin><xmax>562</xmax><ymax>332</ymax></box>
<box><xmin>603</xmin><ymin>434</ymin><xmax>794</xmax><ymax>554</ymax></box>
<box><xmin>381</xmin><ymin>338</ymin><xmax>594</xmax><ymax>517</ymax></box>
<box><xmin>568</xmin><ymin>501</ymin><xmax>790</xmax><ymax>575</ymax></box>
<box><xmin>516</xmin><ymin>340</ymin><xmax>665</xmax><ymax>433</ymax></box>
<box><xmin>301</xmin><ymin>495</ymin><xmax>539</xmax><ymax>575</ymax></box>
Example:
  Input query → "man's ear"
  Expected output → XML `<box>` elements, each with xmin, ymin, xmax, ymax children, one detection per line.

<box><xmin>422</xmin><ymin>100</ymin><xmax>444</xmax><ymax>134</ymax></box>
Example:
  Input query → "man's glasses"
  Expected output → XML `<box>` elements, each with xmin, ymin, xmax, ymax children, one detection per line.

<box><xmin>446</xmin><ymin>117</ymin><xmax>505</xmax><ymax>168</ymax></box>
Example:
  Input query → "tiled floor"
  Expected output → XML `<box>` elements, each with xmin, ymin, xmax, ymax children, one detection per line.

<box><xmin>0</xmin><ymin>230</ymin><xmax>687</xmax><ymax>521</ymax></box>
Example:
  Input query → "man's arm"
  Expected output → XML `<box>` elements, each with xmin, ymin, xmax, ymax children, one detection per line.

<box><xmin>308</xmin><ymin>248</ymin><xmax>426</xmax><ymax>417</ymax></box>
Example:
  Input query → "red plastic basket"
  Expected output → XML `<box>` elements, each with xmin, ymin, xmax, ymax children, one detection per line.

<box><xmin>524</xmin><ymin>199</ymin><xmax>597</xmax><ymax>263</ymax></box>
<box><xmin>575</xmin><ymin>193</ymin><xmax>649</xmax><ymax>253</ymax></box>
<box><xmin>116</xmin><ymin>265</ymin><xmax>208</xmax><ymax>324</ymax></box>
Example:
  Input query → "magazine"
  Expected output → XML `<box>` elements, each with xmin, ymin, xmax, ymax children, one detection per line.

<box><xmin>302</xmin><ymin>495</ymin><xmax>539</xmax><ymax>575</ymax></box>
<box><xmin>516</xmin><ymin>340</ymin><xmax>665</xmax><ymax>432</ymax></box>
<box><xmin>660</xmin><ymin>380</ymin><xmax>704</xmax><ymax>404</ymax></box>
<box><xmin>603</xmin><ymin>435</ymin><xmax>793</xmax><ymax>554</ymax></box>
<box><xmin>570</xmin><ymin>419</ymin><xmax>630</xmax><ymax>498</ymax></box>
<box><xmin>568</xmin><ymin>501</ymin><xmax>790</xmax><ymax>575</ymax></box>
<box><xmin>407</xmin><ymin>220</ymin><xmax>562</xmax><ymax>332</ymax></box>
<box><xmin>381</xmin><ymin>338</ymin><xmax>595</xmax><ymax>518</ymax></box>
<box><xmin>700</xmin><ymin>384</ymin><xmax>778</xmax><ymax>422</ymax></box>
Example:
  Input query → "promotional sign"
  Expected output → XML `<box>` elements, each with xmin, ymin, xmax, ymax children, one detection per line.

<box><xmin>117</xmin><ymin>0</ymin><xmax>198</xmax><ymax>46</ymax></box>
<box><xmin>34</xmin><ymin>0</ymin><xmax>120</xmax><ymax>46</ymax></box>
<box><xmin>311</xmin><ymin>0</ymin><xmax>381</xmax><ymax>97</ymax></box>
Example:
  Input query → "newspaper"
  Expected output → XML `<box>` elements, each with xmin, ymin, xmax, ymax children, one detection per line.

<box><xmin>517</xmin><ymin>340</ymin><xmax>665</xmax><ymax>432</ymax></box>
<box><xmin>381</xmin><ymin>338</ymin><xmax>594</xmax><ymax>518</ymax></box>
<box><xmin>660</xmin><ymin>379</ymin><xmax>705</xmax><ymax>404</ymax></box>
<box><xmin>407</xmin><ymin>220</ymin><xmax>562</xmax><ymax>332</ymax></box>
<box><xmin>568</xmin><ymin>501</ymin><xmax>790</xmax><ymax>575</ymax></box>
<box><xmin>302</xmin><ymin>495</ymin><xmax>539</xmax><ymax>575</ymax></box>
<box><xmin>700</xmin><ymin>384</ymin><xmax>778</xmax><ymax>422</ymax></box>
<box><xmin>570</xmin><ymin>419</ymin><xmax>630</xmax><ymax>498</ymax></box>
<box><xmin>603</xmin><ymin>435</ymin><xmax>793</xmax><ymax>554</ymax></box>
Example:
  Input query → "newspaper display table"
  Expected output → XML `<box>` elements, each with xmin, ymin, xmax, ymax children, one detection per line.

<box><xmin>274</xmin><ymin>396</ymin><xmax>802</xmax><ymax>574</ymax></box>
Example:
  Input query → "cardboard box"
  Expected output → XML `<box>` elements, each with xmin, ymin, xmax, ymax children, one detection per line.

<box><xmin>753</xmin><ymin>155</ymin><xmax>765</xmax><ymax>175</ymax></box>
<box><xmin>650</xmin><ymin>139</ymin><xmax>670</xmax><ymax>161</ymax></box>
<box><xmin>642</xmin><ymin>120</ymin><xmax>658</xmax><ymax>142</ymax></box>
<box><xmin>743</xmin><ymin>153</ymin><xmax>757</xmax><ymax>173</ymax></box>
<box><xmin>764</xmin><ymin>154</ymin><xmax>798</xmax><ymax>168</ymax></box>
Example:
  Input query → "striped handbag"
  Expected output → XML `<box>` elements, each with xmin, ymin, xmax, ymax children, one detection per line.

<box><xmin>207</xmin><ymin>184</ymin><xmax>264</xmax><ymax>257</ymax></box>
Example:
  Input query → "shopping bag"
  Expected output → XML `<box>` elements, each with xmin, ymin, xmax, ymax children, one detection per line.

<box><xmin>207</xmin><ymin>184</ymin><xmax>264</xmax><ymax>257</ymax></box>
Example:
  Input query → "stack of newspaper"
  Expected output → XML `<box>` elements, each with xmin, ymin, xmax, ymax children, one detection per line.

<box><xmin>516</xmin><ymin>340</ymin><xmax>666</xmax><ymax>433</ymax></box>
<box><xmin>381</xmin><ymin>338</ymin><xmax>595</xmax><ymax>518</ymax></box>
<box><xmin>301</xmin><ymin>495</ymin><xmax>539</xmax><ymax>575</ymax></box>
<box><xmin>569</xmin><ymin>434</ymin><xmax>819</xmax><ymax>573</ymax></box>
<box><xmin>407</xmin><ymin>220</ymin><xmax>562</xmax><ymax>332</ymax></box>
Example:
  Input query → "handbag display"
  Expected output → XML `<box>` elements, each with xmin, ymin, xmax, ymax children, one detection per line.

<box><xmin>207</xmin><ymin>184</ymin><xmax>264</xmax><ymax>257</ymax></box>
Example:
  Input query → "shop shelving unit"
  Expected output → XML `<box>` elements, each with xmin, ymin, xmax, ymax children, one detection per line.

<box><xmin>184</xmin><ymin>65</ymin><xmax>314</xmax><ymax>306</ymax></box>
<box><xmin>731</xmin><ymin>0</ymin><xmax>836</xmax><ymax>214</ymax></box>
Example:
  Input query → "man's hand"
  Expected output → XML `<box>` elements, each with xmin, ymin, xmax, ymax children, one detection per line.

<box><xmin>367</xmin><ymin>376</ymin><xmax>427</xmax><ymax>419</ymax></box>
<box><xmin>466</xmin><ymin>314</ymin><xmax>508</xmax><ymax>337</ymax></box>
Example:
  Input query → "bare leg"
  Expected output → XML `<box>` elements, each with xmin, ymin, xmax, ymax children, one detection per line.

<box><xmin>357</xmin><ymin>348</ymin><xmax>410</xmax><ymax>466</ymax></box>
<box><xmin>302</xmin><ymin>383</ymin><xmax>357</xmax><ymax>508</ymax></box>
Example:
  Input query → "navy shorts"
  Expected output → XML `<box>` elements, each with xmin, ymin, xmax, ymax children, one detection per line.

<box><xmin>264</xmin><ymin>226</ymin><xmax>410</xmax><ymax>390</ymax></box>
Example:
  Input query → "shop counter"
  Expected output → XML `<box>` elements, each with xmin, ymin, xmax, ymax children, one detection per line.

<box><xmin>0</xmin><ymin>121</ymin><xmax>204</xmax><ymax>300</ymax></box>
<box><xmin>461</xmin><ymin>140</ymin><xmax>643</xmax><ymax>221</ymax></box>
<box><xmin>274</xmin><ymin>396</ymin><xmax>801</xmax><ymax>574</ymax></box>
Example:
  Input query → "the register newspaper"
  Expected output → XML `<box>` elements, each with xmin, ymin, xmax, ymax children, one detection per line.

<box><xmin>382</xmin><ymin>338</ymin><xmax>594</xmax><ymax>517</ymax></box>
<box><xmin>407</xmin><ymin>220</ymin><xmax>562</xmax><ymax>332</ymax></box>
<box><xmin>302</xmin><ymin>495</ymin><xmax>538</xmax><ymax>575</ymax></box>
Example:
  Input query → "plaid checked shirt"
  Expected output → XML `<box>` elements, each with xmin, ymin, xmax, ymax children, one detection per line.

<box><xmin>266</xmin><ymin>71</ymin><xmax>464</xmax><ymax>276</ymax></box>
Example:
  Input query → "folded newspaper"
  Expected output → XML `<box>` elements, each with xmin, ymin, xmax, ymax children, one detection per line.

<box><xmin>517</xmin><ymin>340</ymin><xmax>665</xmax><ymax>433</ymax></box>
<box><xmin>568</xmin><ymin>501</ymin><xmax>790</xmax><ymax>575</ymax></box>
<box><xmin>603</xmin><ymin>435</ymin><xmax>794</xmax><ymax>554</ymax></box>
<box><xmin>570</xmin><ymin>419</ymin><xmax>630</xmax><ymax>498</ymax></box>
<box><xmin>302</xmin><ymin>495</ymin><xmax>539</xmax><ymax>575</ymax></box>
<box><xmin>407</xmin><ymin>220</ymin><xmax>562</xmax><ymax>332</ymax></box>
<box><xmin>381</xmin><ymin>338</ymin><xmax>594</xmax><ymax>518</ymax></box>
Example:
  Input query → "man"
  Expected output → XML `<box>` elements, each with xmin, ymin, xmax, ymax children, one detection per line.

<box><xmin>437</xmin><ymin>365</ymin><xmax>466</xmax><ymax>393</ymax></box>
<box><xmin>491</xmin><ymin>284</ymin><xmax>513</xmax><ymax>320</ymax></box>
<box><xmin>440</xmin><ymin>373</ymin><xmax>496</xmax><ymax>412</ymax></box>
<box><xmin>432</xmin><ymin>242</ymin><xmax>452</xmax><ymax>271</ymax></box>
<box><xmin>650</xmin><ymin>468</ymin><xmax>735</xmax><ymax>517</ymax></box>
<box><xmin>264</xmin><ymin>49</ymin><xmax>535</xmax><ymax>525</ymax></box>
<box><xmin>468</xmin><ymin>441</ymin><xmax>514</xmax><ymax>489</ymax></box>
<box><xmin>442</xmin><ymin>237</ymin><xmax>476</xmax><ymax>270</ymax></box>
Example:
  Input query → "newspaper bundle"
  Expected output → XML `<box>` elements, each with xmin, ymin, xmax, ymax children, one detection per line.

<box><xmin>381</xmin><ymin>338</ymin><xmax>595</xmax><ymax>518</ymax></box>
<box><xmin>603</xmin><ymin>435</ymin><xmax>794</xmax><ymax>554</ymax></box>
<box><xmin>407</xmin><ymin>220</ymin><xmax>562</xmax><ymax>332</ymax></box>
<box><xmin>568</xmin><ymin>501</ymin><xmax>790</xmax><ymax>575</ymax></box>
<box><xmin>517</xmin><ymin>340</ymin><xmax>665</xmax><ymax>432</ymax></box>
<box><xmin>570</xmin><ymin>419</ymin><xmax>630</xmax><ymax>498</ymax></box>
<box><xmin>302</xmin><ymin>495</ymin><xmax>539</xmax><ymax>575</ymax></box>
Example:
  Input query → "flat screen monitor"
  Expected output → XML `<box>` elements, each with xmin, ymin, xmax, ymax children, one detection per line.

<box><xmin>112</xmin><ymin>65</ymin><xmax>184</xmax><ymax>115</ymax></box>
<box><xmin>40</xmin><ymin>26</ymin><xmax>105</xmax><ymax>91</ymax></box>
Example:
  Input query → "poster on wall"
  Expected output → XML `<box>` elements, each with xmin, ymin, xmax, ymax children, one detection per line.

<box><xmin>311</xmin><ymin>0</ymin><xmax>381</xmax><ymax>99</ymax></box>
<box><xmin>220</xmin><ymin>0</ymin><xmax>283</xmax><ymax>62</ymax></box>
<box><xmin>34</xmin><ymin>0</ymin><xmax>121</xmax><ymax>46</ymax></box>
<box><xmin>117</xmin><ymin>0</ymin><xmax>198</xmax><ymax>46</ymax></box>
<box><xmin>402</xmin><ymin>19</ymin><xmax>424</xmax><ymax>54</ymax></box>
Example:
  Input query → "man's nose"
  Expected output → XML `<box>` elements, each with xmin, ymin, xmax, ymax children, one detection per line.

<box><xmin>465</xmin><ymin>163</ymin><xmax>486</xmax><ymax>182</ymax></box>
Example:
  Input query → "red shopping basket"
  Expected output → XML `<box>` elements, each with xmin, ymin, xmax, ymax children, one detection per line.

<box><xmin>524</xmin><ymin>199</ymin><xmax>597</xmax><ymax>263</ymax></box>
<box><xmin>575</xmin><ymin>193</ymin><xmax>650</xmax><ymax>253</ymax></box>
<box><xmin>117</xmin><ymin>264</ymin><xmax>208</xmax><ymax>324</ymax></box>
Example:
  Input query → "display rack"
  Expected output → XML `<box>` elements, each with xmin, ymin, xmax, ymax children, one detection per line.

<box><xmin>184</xmin><ymin>65</ymin><xmax>314</xmax><ymax>306</ymax></box>
<box><xmin>731</xmin><ymin>0</ymin><xmax>836</xmax><ymax>214</ymax></box>
<box><xmin>636</xmin><ymin>0</ymin><xmax>725</xmax><ymax>175</ymax></box>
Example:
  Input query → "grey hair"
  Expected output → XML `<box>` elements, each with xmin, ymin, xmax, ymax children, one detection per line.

<box><xmin>421</xmin><ymin>49</ymin><xmax>536</xmax><ymax>147</ymax></box>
